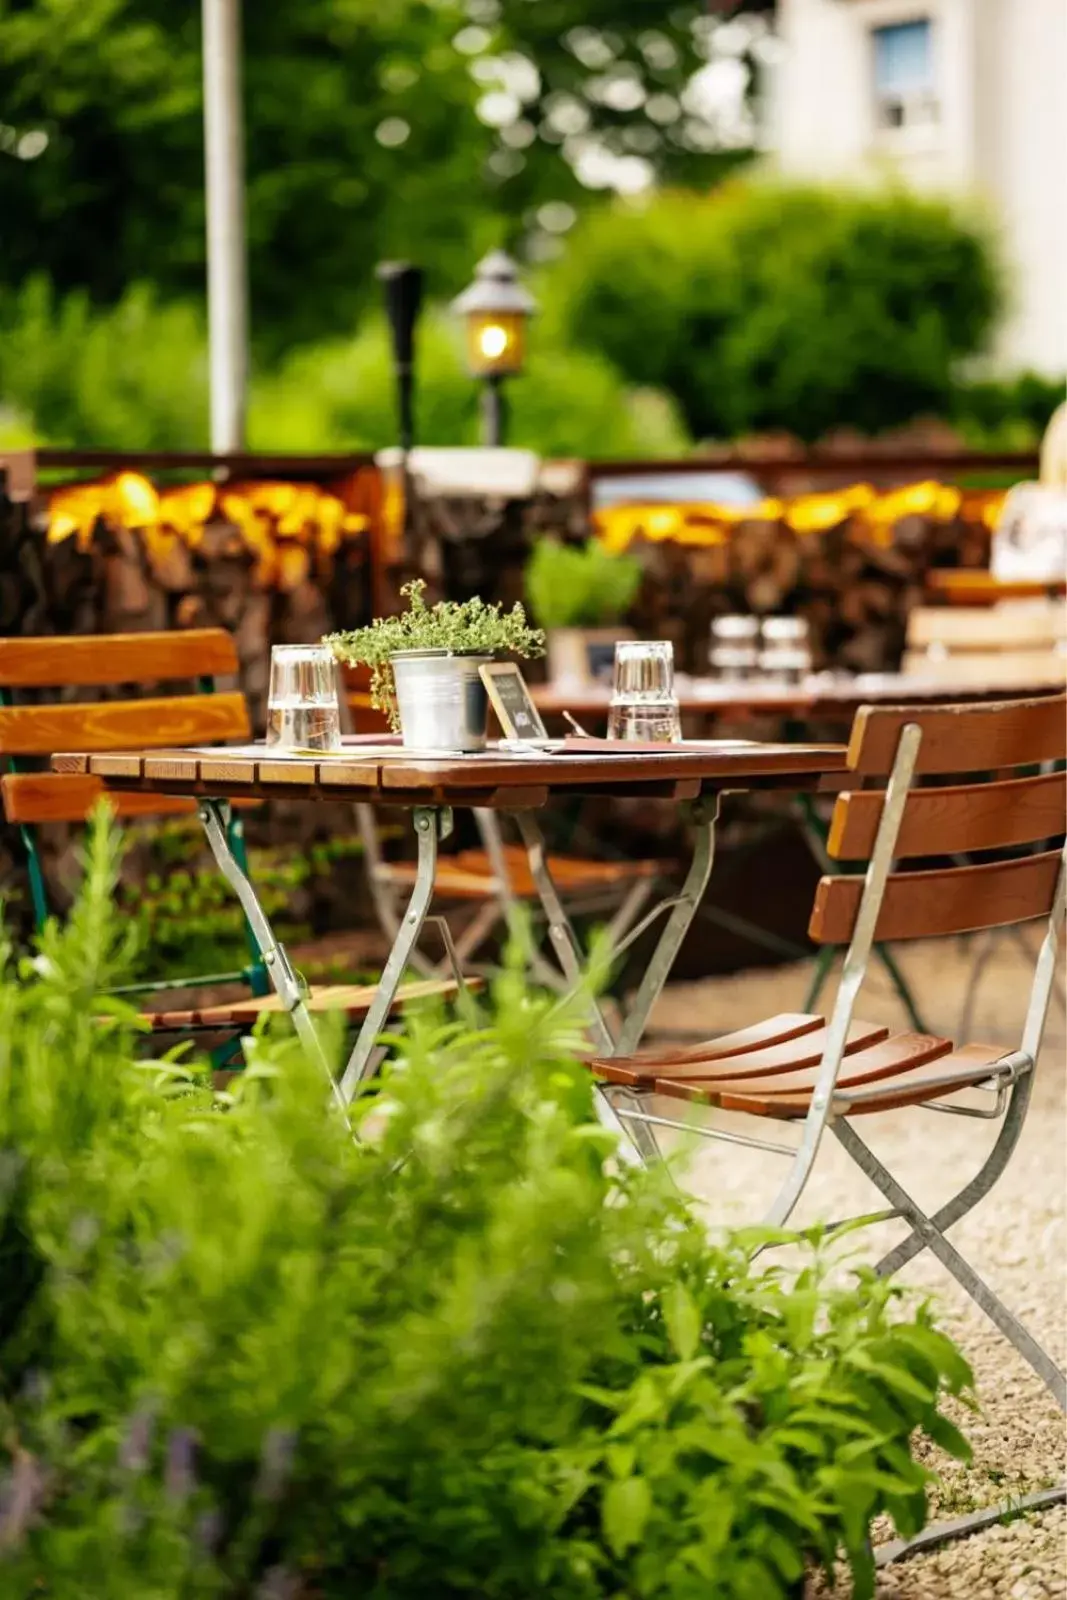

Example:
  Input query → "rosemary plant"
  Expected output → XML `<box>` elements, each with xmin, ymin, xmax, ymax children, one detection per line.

<box><xmin>324</xmin><ymin>579</ymin><xmax>544</xmax><ymax>729</ymax></box>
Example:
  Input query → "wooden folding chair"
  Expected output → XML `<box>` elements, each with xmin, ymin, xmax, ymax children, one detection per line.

<box><xmin>0</xmin><ymin>631</ymin><xmax>463</xmax><ymax>1054</ymax></box>
<box><xmin>357</xmin><ymin>802</ymin><xmax>659</xmax><ymax>987</ymax></box>
<box><xmin>587</xmin><ymin>693</ymin><xmax>1067</xmax><ymax>1410</ymax></box>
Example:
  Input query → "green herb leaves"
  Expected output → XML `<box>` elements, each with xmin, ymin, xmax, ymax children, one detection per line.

<box><xmin>325</xmin><ymin>580</ymin><xmax>544</xmax><ymax>729</ymax></box>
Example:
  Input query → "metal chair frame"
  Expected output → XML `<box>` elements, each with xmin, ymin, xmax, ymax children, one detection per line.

<box><xmin>356</xmin><ymin>802</ymin><xmax>656</xmax><ymax>990</ymax></box>
<box><xmin>593</xmin><ymin>717</ymin><xmax>1067</xmax><ymax>1414</ymax></box>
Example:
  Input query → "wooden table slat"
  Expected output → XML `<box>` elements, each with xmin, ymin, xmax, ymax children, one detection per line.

<box><xmin>54</xmin><ymin>741</ymin><xmax>850</xmax><ymax>805</ymax></box>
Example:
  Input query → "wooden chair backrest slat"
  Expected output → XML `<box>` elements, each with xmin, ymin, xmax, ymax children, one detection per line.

<box><xmin>906</xmin><ymin>602</ymin><xmax>1066</xmax><ymax>653</ymax></box>
<box><xmin>0</xmin><ymin>629</ymin><xmax>238</xmax><ymax>688</ymax></box>
<box><xmin>1</xmin><ymin>773</ymin><xmax>201</xmax><ymax>824</ymax></box>
<box><xmin>1</xmin><ymin>774</ymin><xmax>258</xmax><ymax>825</ymax></box>
<box><xmin>0</xmin><ymin>692</ymin><xmax>250</xmax><ymax>757</ymax></box>
<box><xmin>900</xmin><ymin>649</ymin><xmax>1066</xmax><ymax>690</ymax></box>
<box><xmin>809</xmin><ymin>850</ymin><xmax>1062</xmax><ymax>945</ymax></box>
<box><xmin>846</xmin><ymin>694</ymin><xmax>1067</xmax><ymax>776</ymax></box>
<box><xmin>827</xmin><ymin>770</ymin><xmax>1066</xmax><ymax>861</ymax></box>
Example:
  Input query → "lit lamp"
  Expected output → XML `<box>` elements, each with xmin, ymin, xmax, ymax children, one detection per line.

<box><xmin>451</xmin><ymin>249</ymin><xmax>535</xmax><ymax>447</ymax></box>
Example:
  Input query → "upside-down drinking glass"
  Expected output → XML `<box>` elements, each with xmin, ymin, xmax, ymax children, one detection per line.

<box><xmin>608</xmin><ymin>639</ymin><xmax>682</xmax><ymax>742</ymax></box>
<box><xmin>266</xmin><ymin>645</ymin><xmax>342</xmax><ymax>751</ymax></box>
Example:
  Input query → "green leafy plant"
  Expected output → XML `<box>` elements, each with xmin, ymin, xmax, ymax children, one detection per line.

<box><xmin>541</xmin><ymin>181</ymin><xmax>1002</xmax><ymax>444</ymax></box>
<box><xmin>0</xmin><ymin>811</ymin><xmax>976</xmax><ymax>1600</ymax></box>
<box><xmin>525</xmin><ymin>538</ymin><xmax>644</xmax><ymax>631</ymax></box>
<box><xmin>325</xmin><ymin>578</ymin><xmax>544</xmax><ymax>729</ymax></box>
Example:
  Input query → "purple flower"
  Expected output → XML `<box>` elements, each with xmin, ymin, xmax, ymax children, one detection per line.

<box><xmin>254</xmin><ymin>1428</ymin><xmax>297</xmax><ymax>1504</ymax></box>
<box><xmin>164</xmin><ymin>1427</ymin><xmax>199</xmax><ymax>1501</ymax></box>
<box><xmin>118</xmin><ymin>1400</ymin><xmax>157</xmax><ymax>1474</ymax></box>
<box><xmin>0</xmin><ymin>1454</ymin><xmax>47</xmax><ymax>1550</ymax></box>
<box><xmin>256</xmin><ymin>1566</ymin><xmax>300</xmax><ymax>1600</ymax></box>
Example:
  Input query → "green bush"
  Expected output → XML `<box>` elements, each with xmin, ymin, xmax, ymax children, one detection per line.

<box><xmin>0</xmin><ymin>279</ymin><xmax>689</xmax><ymax>458</ymax></box>
<box><xmin>0</xmin><ymin>813</ymin><xmax>976</xmax><ymax>1598</ymax></box>
<box><xmin>0</xmin><ymin>278</ymin><xmax>210</xmax><ymax>449</ymax></box>
<box><xmin>248</xmin><ymin>309</ymin><xmax>689</xmax><ymax>459</ymax></box>
<box><xmin>951</xmin><ymin>371</ymin><xmax>1065</xmax><ymax>450</ymax></box>
<box><xmin>525</xmin><ymin>538</ymin><xmax>644</xmax><ymax>630</ymax></box>
<box><xmin>540</xmin><ymin>182</ymin><xmax>1003</xmax><ymax>444</ymax></box>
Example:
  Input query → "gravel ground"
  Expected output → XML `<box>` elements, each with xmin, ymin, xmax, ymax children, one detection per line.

<box><xmin>644</xmin><ymin>934</ymin><xmax>1067</xmax><ymax>1599</ymax></box>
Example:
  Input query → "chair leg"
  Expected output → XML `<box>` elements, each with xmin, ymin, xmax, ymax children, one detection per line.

<box><xmin>593</xmin><ymin>1086</ymin><xmax>648</xmax><ymax>1165</ymax></box>
<box><xmin>804</xmin><ymin>944</ymin><xmax>835</xmax><ymax>1012</ymax></box>
<box><xmin>874</xmin><ymin>943</ymin><xmax>928</xmax><ymax>1033</ymax></box>
<box><xmin>834</xmin><ymin>1118</ymin><xmax>1066</xmax><ymax>1408</ymax></box>
<box><xmin>876</xmin><ymin>1072</ymin><xmax>1034</xmax><ymax>1279</ymax></box>
<box><xmin>958</xmin><ymin>928</ymin><xmax>1002</xmax><ymax>1041</ymax></box>
<box><xmin>514</xmin><ymin>811</ymin><xmax>616</xmax><ymax>1052</ymax></box>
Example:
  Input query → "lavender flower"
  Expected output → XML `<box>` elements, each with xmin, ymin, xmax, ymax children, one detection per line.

<box><xmin>254</xmin><ymin>1427</ymin><xmax>298</xmax><ymax>1504</ymax></box>
<box><xmin>0</xmin><ymin>1454</ymin><xmax>47</xmax><ymax>1550</ymax></box>
<box><xmin>164</xmin><ymin>1426</ymin><xmax>199</xmax><ymax>1501</ymax></box>
<box><xmin>118</xmin><ymin>1399</ymin><xmax>157</xmax><ymax>1475</ymax></box>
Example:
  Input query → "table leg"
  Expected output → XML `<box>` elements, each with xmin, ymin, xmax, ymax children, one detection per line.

<box><xmin>514</xmin><ymin>810</ymin><xmax>615</xmax><ymax>1053</ymax></box>
<box><xmin>197</xmin><ymin>800</ymin><xmax>347</xmax><ymax>1117</ymax></box>
<box><xmin>339</xmin><ymin>806</ymin><xmax>443</xmax><ymax>1103</ymax></box>
<box><xmin>613</xmin><ymin>794</ymin><xmax>718</xmax><ymax>1058</ymax></box>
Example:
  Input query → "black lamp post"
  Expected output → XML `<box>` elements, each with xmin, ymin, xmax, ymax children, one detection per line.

<box><xmin>451</xmin><ymin>250</ymin><xmax>536</xmax><ymax>447</ymax></box>
<box><xmin>377</xmin><ymin>261</ymin><xmax>424</xmax><ymax>453</ymax></box>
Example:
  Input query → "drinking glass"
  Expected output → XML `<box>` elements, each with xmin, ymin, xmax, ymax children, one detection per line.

<box><xmin>709</xmin><ymin>614</ymin><xmax>760</xmax><ymax>681</ymax></box>
<box><xmin>608</xmin><ymin>640</ymin><xmax>682</xmax><ymax>742</ymax></box>
<box><xmin>266</xmin><ymin>645</ymin><xmax>342</xmax><ymax>751</ymax></box>
<box><xmin>758</xmin><ymin>616</ymin><xmax>813</xmax><ymax>684</ymax></box>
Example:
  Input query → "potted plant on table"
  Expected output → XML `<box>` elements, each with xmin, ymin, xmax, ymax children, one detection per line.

<box><xmin>324</xmin><ymin>579</ymin><xmax>544</xmax><ymax>752</ymax></box>
<box><xmin>525</xmin><ymin>536</ymin><xmax>643</xmax><ymax>685</ymax></box>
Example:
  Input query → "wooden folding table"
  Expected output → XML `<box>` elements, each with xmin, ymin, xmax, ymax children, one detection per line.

<box><xmin>53</xmin><ymin>738</ymin><xmax>848</xmax><ymax>1105</ymax></box>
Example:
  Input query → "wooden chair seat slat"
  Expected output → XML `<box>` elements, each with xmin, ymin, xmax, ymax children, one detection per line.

<box><xmin>654</xmin><ymin>1038</ymin><xmax>1003</xmax><ymax>1118</ymax></box>
<box><xmin>379</xmin><ymin>846</ymin><xmax>660</xmax><ymax>902</ymax></box>
<box><xmin>809</xmin><ymin>850</ymin><xmax>1062</xmax><ymax>945</ymax></box>
<box><xmin>679</xmin><ymin>1030</ymin><xmax>954</xmax><ymax>1102</ymax></box>
<box><xmin>142</xmin><ymin>976</ymin><xmax>477</xmax><ymax>1032</ymax></box>
<box><xmin>0</xmin><ymin>629</ymin><xmax>238</xmax><ymax>688</ymax></box>
<box><xmin>0</xmin><ymin>693</ymin><xmax>250</xmax><ymax>756</ymax></box>
<box><xmin>594</xmin><ymin>1018</ymin><xmax>890</xmax><ymax>1087</ymax></box>
<box><xmin>598</xmin><ymin>1012</ymin><xmax>824</xmax><ymax>1070</ymax></box>
<box><xmin>827</xmin><ymin>770</ymin><xmax>1067</xmax><ymax>860</ymax></box>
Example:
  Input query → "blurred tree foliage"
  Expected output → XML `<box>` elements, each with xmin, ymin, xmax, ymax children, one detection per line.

<box><xmin>0</xmin><ymin>0</ymin><xmax>751</xmax><ymax>352</ymax></box>
<box><xmin>541</xmin><ymin>184</ymin><xmax>1004</xmax><ymax>444</ymax></box>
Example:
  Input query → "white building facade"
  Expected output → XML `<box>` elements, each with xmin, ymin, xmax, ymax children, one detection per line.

<box><xmin>762</xmin><ymin>0</ymin><xmax>1067</xmax><ymax>376</ymax></box>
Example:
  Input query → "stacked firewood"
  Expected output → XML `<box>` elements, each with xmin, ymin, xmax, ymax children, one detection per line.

<box><xmin>1</xmin><ymin>470</ymin><xmax>377</xmax><ymax>724</ymax></box>
<box><xmin>593</xmin><ymin>485</ymin><xmax>999</xmax><ymax>675</ymax></box>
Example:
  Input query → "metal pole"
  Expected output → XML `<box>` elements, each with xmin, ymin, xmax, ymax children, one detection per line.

<box><xmin>202</xmin><ymin>0</ymin><xmax>248</xmax><ymax>453</ymax></box>
<box><xmin>481</xmin><ymin>374</ymin><xmax>506</xmax><ymax>447</ymax></box>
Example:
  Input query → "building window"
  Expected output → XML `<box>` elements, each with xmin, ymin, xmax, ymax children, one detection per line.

<box><xmin>871</xmin><ymin>18</ymin><xmax>938</xmax><ymax>130</ymax></box>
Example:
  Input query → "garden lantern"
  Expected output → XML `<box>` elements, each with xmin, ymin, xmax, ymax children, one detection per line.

<box><xmin>451</xmin><ymin>249</ymin><xmax>536</xmax><ymax>446</ymax></box>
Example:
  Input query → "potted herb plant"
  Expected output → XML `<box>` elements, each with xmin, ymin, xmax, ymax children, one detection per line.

<box><xmin>324</xmin><ymin>579</ymin><xmax>544</xmax><ymax>752</ymax></box>
<box><xmin>524</xmin><ymin>536</ymin><xmax>643</xmax><ymax>685</ymax></box>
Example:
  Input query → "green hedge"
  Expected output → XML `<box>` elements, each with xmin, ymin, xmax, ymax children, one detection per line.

<box><xmin>540</xmin><ymin>182</ymin><xmax>1003</xmax><ymax>444</ymax></box>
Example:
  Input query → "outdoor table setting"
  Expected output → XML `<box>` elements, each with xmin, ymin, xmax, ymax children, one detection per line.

<box><xmin>51</xmin><ymin>591</ymin><xmax>851</xmax><ymax>1107</ymax></box>
<box><xmin>52</xmin><ymin>731</ymin><xmax>849</xmax><ymax>1103</ymax></box>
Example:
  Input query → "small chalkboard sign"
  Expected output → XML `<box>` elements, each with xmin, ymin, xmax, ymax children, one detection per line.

<box><xmin>479</xmin><ymin>661</ymin><xmax>549</xmax><ymax>742</ymax></box>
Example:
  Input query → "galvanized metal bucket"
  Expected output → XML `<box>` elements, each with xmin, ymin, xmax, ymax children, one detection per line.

<box><xmin>390</xmin><ymin>650</ymin><xmax>491</xmax><ymax>752</ymax></box>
